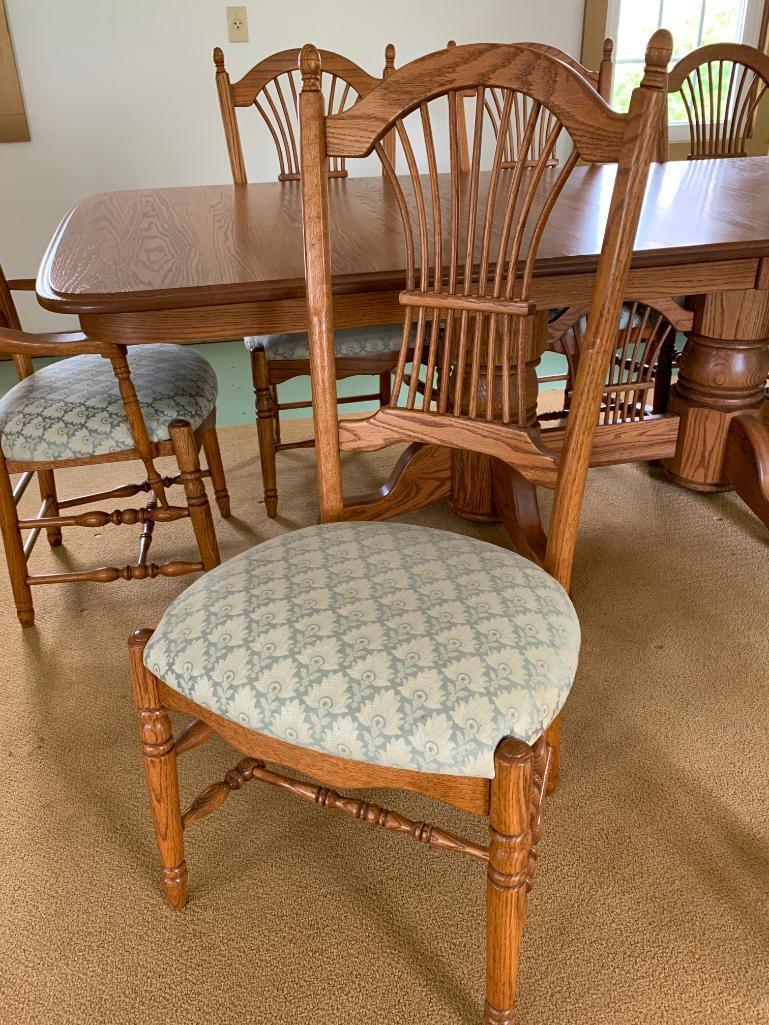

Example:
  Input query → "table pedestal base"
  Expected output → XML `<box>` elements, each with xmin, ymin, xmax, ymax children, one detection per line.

<box><xmin>665</xmin><ymin>289</ymin><xmax>769</xmax><ymax>500</ymax></box>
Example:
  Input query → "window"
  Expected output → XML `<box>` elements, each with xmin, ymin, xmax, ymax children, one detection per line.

<box><xmin>608</xmin><ymin>0</ymin><xmax>766</xmax><ymax>130</ymax></box>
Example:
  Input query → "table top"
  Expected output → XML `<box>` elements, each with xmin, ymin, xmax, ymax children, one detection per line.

<box><xmin>37</xmin><ymin>156</ymin><xmax>769</xmax><ymax>316</ymax></box>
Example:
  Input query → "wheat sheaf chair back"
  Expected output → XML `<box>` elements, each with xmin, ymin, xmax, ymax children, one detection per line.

<box><xmin>664</xmin><ymin>41</ymin><xmax>769</xmax><ymax>159</ymax></box>
<box><xmin>214</xmin><ymin>44</ymin><xmax>395</xmax><ymax>182</ymax></box>
<box><xmin>299</xmin><ymin>33</ymin><xmax>672</xmax><ymax>591</ymax></box>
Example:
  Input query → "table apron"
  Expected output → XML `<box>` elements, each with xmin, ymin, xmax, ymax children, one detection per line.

<box><xmin>77</xmin><ymin>258</ymin><xmax>762</xmax><ymax>344</ymax></box>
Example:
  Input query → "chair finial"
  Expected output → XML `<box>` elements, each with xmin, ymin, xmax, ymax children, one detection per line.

<box><xmin>641</xmin><ymin>29</ymin><xmax>673</xmax><ymax>89</ymax></box>
<box><xmin>384</xmin><ymin>43</ymin><xmax>396</xmax><ymax>69</ymax></box>
<box><xmin>447</xmin><ymin>39</ymin><xmax>457</xmax><ymax>48</ymax></box>
<box><xmin>213</xmin><ymin>46</ymin><xmax>225</xmax><ymax>71</ymax></box>
<box><xmin>300</xmin><ymin>44</ymin><xmax>322</xmax><ymax>91</ymax></box>
<box><xmin>603</xmin><ymin>37</ymin><xmax>614</xmax><ymax>60</ymax></box>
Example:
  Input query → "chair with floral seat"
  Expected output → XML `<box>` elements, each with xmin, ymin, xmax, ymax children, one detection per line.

<box><xmin>132</xmin><ymin>33</ymin><xmax>671</xmax><ymax>1024</ymax></box>
<box><xmin>213</xmin><ymin>43</ymin><xmax>403</xmax><ymax>518</ymax></box>
<box><xmin>0</xmin><ymin>265</ymin><xmax>229</xmax><ymax>626</ymax></box>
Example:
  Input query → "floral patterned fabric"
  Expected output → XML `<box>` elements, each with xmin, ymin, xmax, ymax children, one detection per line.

<box><xmin>0</xmin><ymin>345</ymin><xmax>217</xmax><ymax>463</ymax></box>
<box><xmin>144</xmin><ymin>522</ymin><xmax>580</xmax><ymax>778</ymax></box>
<box><xmin>244</xmin><ymin>324</ymin><xmax>403</xmax><ymax>360</ymax></box>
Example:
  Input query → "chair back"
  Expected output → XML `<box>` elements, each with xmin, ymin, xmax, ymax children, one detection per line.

<box><xmin>447</xmin><ymin>39</ymin><xmax>614</xmax><ymax>172</ymax></box>
<box><xmin>0</xmin><ymin>266</ymin><xmax>34</xmax><ymax>380</ymax></box>
<box><xmin>213</xmin><ymin>45</ymin><xmax>394</xmax><ymax>182</ymax></box>
<box><xmin>664</xmin><ymin>42</ymin><xmax>769</xmax><ymax>159</ymax></box>
<box><xmin>544</xmin><ymin>298</ymin><xmax>693</xmax><ymax>423</ymax></box>
<box><xmin>299</xmin><ymin>33</ymin><xmax>672</xmax><ymax>590</ymax></box>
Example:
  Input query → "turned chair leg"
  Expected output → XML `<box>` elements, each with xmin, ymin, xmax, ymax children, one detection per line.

<box><xmin>379</xmin><ymin>371</ymin><xmax>392</xmax><ymax>406</ymax></box>
<box><xmin>129</xmin><ymin>630</ymin><xmax>188</xmax><ymax>909</ymax></box>
<box><xmin>201</xmin><ymin>425</ymin><xmax>231</xmax><ymax>518</ymax></box>
<box><xmin>0</xmin><ymin>453</ymin><xmax>34</xmax><ymax>626</ymax></box>
<box><xmin>251</xmin><ymin>348</ymin><xmax>279</xmax><ymax>518</ymax></box>
<box><xmin>37</xmin><ymin>469</ymin><xmax>62</xmax><ymax>547</ymax></box>
<box><xmin>485</xmin><ymin>738</ymin><xmax>538</xmax><ymax>1025</ymax></box>
<box><xmin>169</xmin><ymin>419</ymin><xmax>220</xmax><ymax>572</ymax></box>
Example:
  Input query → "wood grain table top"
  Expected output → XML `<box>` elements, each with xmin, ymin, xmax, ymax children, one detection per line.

<box><xmin>36</xmin><ymin>156</ymin><xmax>769</xmax><ymax>316</ymax></box>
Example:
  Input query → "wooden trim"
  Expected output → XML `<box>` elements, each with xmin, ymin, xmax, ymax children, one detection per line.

<box><xmin>338</xmin><ymin>408</ymin><xmax>559</xmax><ymax>486</ymax></box>
<box><xmin>0</xmin><ymin>2</ymin><xmax>29</xmax><ymax>144</ymax></box>
<box><xmin>540</xmin><ymin>414</ymin><xmax>680</xmax><ymax>466</ymax></box>
<box><xmin>159</xmin><ymin>682</ymin><xmax>491</xmax><ymax>816</ymax></box>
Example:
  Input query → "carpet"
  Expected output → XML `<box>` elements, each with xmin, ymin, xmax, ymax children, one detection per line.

<box><xmin>0</xmin><ymin>418</ymin><xmax>767</xmax><ymax>1025</ymax></box>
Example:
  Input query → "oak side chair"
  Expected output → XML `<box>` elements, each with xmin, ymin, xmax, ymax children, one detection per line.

<box><xmin>214</xmin><ymin>43</ymin><xmax>403</xmax><ymax>518</ymax></box>
<box><xmin>660</xmin><ymin>41</ymin><xmax>769</xmax><ymax>160</ymax></box>
<box><xmin>0</xmin><ymin>266</ymin><xmax>228</xmax><ymax>627</ymax></box>
<box><xmin>540</xmin><ymin>297</ymin><xmax>694</xmax><ymax>424</ymax></box>
<box><xmin>130</xmin><ymin>33</ymin><xmax>671</xmax><ymax>1024</ymax></box>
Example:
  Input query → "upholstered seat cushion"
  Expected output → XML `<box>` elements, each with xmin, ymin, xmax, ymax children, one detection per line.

<box><xmin>0</xmin><ymin>344</ymin><xmax>217</xmax><ymax>463</ymax></box>
<box><xmin>144</xmin><ymin>523</ymin><xmax>580</xmax><ymax>778</ymax></box>
<box><xmin>244</xmin><ymin>324</ymin><xmax>403</xmax><ymax>360</ymax></box>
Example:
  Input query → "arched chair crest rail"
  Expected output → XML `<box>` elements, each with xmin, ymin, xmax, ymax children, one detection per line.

<box><xmin>133</xmin><ymin>32</ymin><xmax>672</xmax><ymax>1025</ymax></box>
<box><xmin>213</xmin><ymin>43</ymin><xmax>402</xmax><ymax>518</ymax></box>
<box><xmin>661</xmin><ymin>42</ymin><xmax>769</xmax><ymax>160</ymax></box>
<box><xmin>0</xmin><ymin>265</ymin><xmax>229</xmax><ymax>627</ymax></box>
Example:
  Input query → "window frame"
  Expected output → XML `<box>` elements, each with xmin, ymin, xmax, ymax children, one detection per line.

<box><xmin>606</xmin><ymin>0</ymin><xmax>767</xmax><ymax>141</ymax></box>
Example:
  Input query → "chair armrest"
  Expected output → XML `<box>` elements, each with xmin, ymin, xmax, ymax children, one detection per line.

<box><xmin>0</xmin><ymin>327</ymin><xmax>120</xmax><ymax>359</ymax></box>
<box><xmin>7</xmin><ymin>278</ymin><xmax>36</xmax><ymax>292</ymax></box>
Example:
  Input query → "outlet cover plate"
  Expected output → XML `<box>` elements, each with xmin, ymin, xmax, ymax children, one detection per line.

<box><xmin>226</xmin><ymin>6</ymin><xmax>248</xmax><ymax>43</ymax></box>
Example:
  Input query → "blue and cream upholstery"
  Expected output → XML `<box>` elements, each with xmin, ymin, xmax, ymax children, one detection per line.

<box><xmin>144</xmin><ymin>522</ymin><xmax>580</xmax><ymax>778</ymax></box>
<box><xmin>0</xmin><ymin>344</ymin><xmax>217</xmax><ymax>463</ymax></box>
<box><xmin>244</xmin><ymin>324</ymin><xmax>404</xmax><ymax>360</ymax></box>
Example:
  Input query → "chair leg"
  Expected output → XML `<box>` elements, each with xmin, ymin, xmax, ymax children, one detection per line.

<box><xmin>201</xmin><ymin>426</ymin><xmax>231</xmax><ymax>519</ymax></box>
<box><xmin>129</xmin><ymin>630</ymin><xmax>188</xmax><ymax>909</ymax></box>
<box><xmin>379</xmin><ymin>371</ymin><xmax>392</xmax><ymax>406</ymax></box>
<box><xmin>37</xmin><ymin>469</ymin><xmax>62</xmax><ymax>547</ymax></box>
<box><xmin>0</xmin><ymin>453</ymin><xmax>34</xmax><ymax>626</ymax></box>
<box><xmin>485</xmin><ymin>738</ymin><xmax>537</xmax><ymax>1025</ymax></box>
<box><xmin>251</xmin><ymin>348</ymin><xmax>279</xmax><ymax>518</ymax></box>
<box><xmin>169</xmin><ymin>419</ymin><xmax>220</xmax><ymax>572</ymax></box>
<box><xmin>272</xmin><ymin>384</ymin><xmax>282</xmax><ymax>446</ymax></box>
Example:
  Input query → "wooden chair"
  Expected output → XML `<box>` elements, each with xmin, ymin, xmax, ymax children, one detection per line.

<box><xmin>214</xmin><ymin>44</ymin><xmax>402</xmax><ymax>518</ymax></box>
<box><xmin>540</xmin><ymin>298</ymin><xmax>694</xmax><ymax>424</ymax></box>
<box><xmin>661</xmin><ymin>41</ymin><xmax>769</xmax><ymax>160</ymax></box>
<box><xmin>131</xmin><ymin>33</ymin><xmax>671</xmax><ymax>1023</ymax></box>
<box><xmin>0</xmin><ymin>267</ymin><xmax>228</xmax><ymax>626</ymax></box>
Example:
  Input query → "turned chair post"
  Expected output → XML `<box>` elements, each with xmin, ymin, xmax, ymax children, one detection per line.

<box><xmin>213</xmin><ymin>46</ymin><xmax>247</xmax><ymax>184</ymax></box>
<box><xmin>129</xmin><ymin>630</ymin><xmax>188</xmax><ymax>909</ymax></box>
<box><xmin>485</xmin><ymin>738</ymin><xmax>537</xmax><ymax>1025</ymax></box>
<box><xmin>251</xmin><ymin>346</ymin><xmax>279</xmax><ymax>517</ymax></box>
<box><xmin>381</xmin><ymin>43</ymin><xmax>397</xmax><ymax>171</ymax></box>
<box><xmin>168</xmin><ymin>420</ymin><xmax>220</xmax><ymax>571</ymax></box>
<box><xmin>201</xmin><ymin>427</ymin><xmax>231</xmax><ymax>518</ymax></box>
<box><xmin>0</xmin><ymin>447</ymin><xmax>34</xmax><ymax>625</ymax></box>
<box><xmin>107</xmin><ymin>349</ymin><xmax>170</xmax><ymax>509</ymax></box>
<box><xmin>597</xmin><ymin>36</ymin><xmax>614</xmax><ymax>102</ymax></box>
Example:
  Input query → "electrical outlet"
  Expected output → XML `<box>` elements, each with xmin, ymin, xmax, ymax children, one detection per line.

<box><xmin>226</xmin><ymin>6</ymin><xmax>248</xmax><ymax>43</ymax></box>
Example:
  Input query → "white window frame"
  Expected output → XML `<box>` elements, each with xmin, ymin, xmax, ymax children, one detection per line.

<box><xmin>606</xmin><ymin>0</ymin><xmax>766</xmax><ymax>141</ymax></box>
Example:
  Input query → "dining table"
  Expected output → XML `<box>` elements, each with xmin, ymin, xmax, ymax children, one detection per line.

<box><xmin>35</xmin><ymin>156</ymin><xmax>769</xmax><ymax>551</ymax></box>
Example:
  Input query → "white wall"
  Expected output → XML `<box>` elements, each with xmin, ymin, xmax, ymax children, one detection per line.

<box><xmin>1</xmin><ymin>0</ymin><xmax>584</xmax><ymax>329</ymax></box>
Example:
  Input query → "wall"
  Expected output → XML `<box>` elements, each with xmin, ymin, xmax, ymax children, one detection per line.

<box><xmin>0</xmin><ymin>0</ymin><xmax>584</xmax><ymax>330</ymax></box>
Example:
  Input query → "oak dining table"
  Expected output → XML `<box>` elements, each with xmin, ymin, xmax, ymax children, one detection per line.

<box><xmin>35</xmin><ymin>156</ymin><xmax>769</xmax><ymax>552</ymax></box>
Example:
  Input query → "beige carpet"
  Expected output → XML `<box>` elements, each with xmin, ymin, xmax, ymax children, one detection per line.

<box><xmin>0</xmin><ymin>419</ymin><xmax>767</xmax><ymax>1025</ymax></box>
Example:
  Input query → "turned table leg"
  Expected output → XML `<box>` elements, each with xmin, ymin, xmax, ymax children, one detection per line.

<box><xmin>665</xmin><ymin>289</ymin><xmax>769</xmax><ymax>497</ymax></box>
